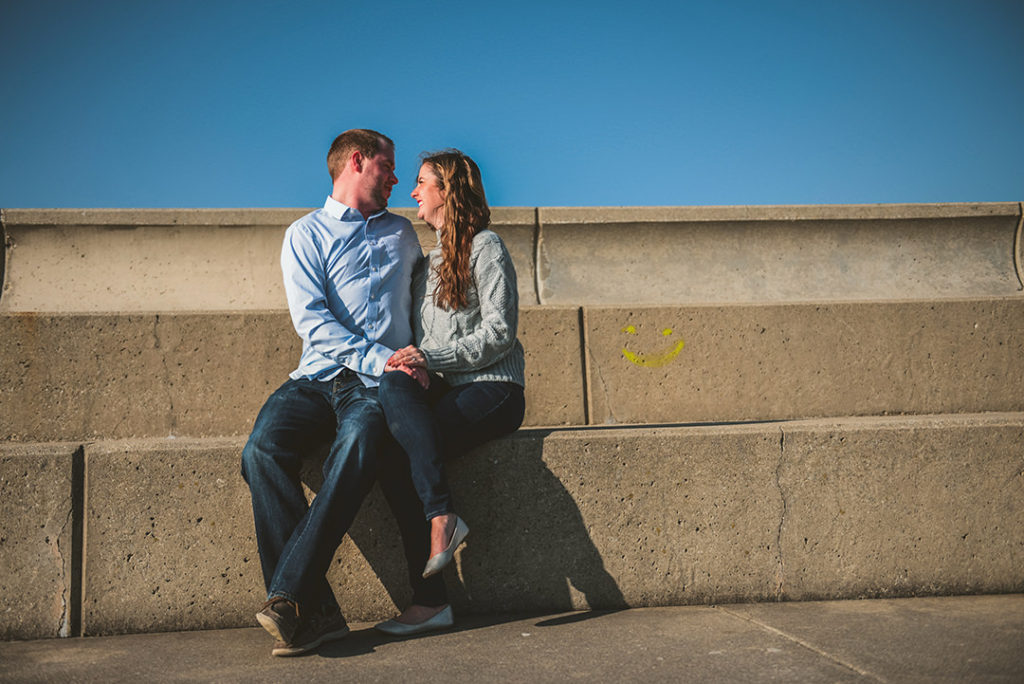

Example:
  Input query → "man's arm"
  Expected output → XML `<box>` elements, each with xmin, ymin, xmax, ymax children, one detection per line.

<box><xmin>282</xmin><ymin>222</ymin><xmax>394</xmax><ymax>377</ymax></box>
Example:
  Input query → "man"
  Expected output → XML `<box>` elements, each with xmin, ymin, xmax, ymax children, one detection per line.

<box><xmin>241</xmin><ymin>129</ymin><xmax>446</xmax><ymax>656</ymax></box>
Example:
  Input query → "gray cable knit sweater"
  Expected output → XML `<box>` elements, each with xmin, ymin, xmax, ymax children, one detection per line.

<box><xmin>414</xmin><ymin>229</ymin><xmax>526</xmax><ymax>387</ymax></box>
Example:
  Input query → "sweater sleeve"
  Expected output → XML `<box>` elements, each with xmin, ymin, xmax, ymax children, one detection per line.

<box><xmin>421</xmin><ymin>235</ymin><xmax>519</xmax><ymax>372</ymax></box>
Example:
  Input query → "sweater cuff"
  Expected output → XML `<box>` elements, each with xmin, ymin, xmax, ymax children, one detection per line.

<box><xmin>422</xmin><ymin>346</ymin><xmax>459</xmax><ymax>371</ymax></box>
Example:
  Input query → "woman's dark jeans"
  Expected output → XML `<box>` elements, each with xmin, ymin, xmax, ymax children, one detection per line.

<box><xmin>378</xmin><ymin>371</ymin><xmax>525</xmax><ymax>520</ymax></box>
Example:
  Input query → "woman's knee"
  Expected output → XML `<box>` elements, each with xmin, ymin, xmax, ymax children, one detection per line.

<box><xmin>379</xmin><ymin>369</ymin><xmax>417</xmax><ymax>393</ymax></box>
<box><xmin>378</xmin><ymin>370</ymin><xmax>420</xmax><ymax>408</ymax></box>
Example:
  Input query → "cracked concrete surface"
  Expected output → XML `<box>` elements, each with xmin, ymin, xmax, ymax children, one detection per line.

<box><xmin>0</xmin><ymin>444</ymin><xmax>76</xmax><ymax>640</ymax></box>
<box><xmin>55</xmin><ymin>503</ymin><xmax>73</xmax><ymax>637</ymax></box>
<box><xmin>773</xmin><ymin>428</ymin><xmax>787</xmax><ymax>600</ymax></box>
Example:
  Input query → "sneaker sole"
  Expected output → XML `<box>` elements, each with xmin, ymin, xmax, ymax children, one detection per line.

<box><xmin>256</xmin><ymin>611</ymin><xmax>289</xmax><ymax>642</ymax></box>
<box><xmin>271</xmin><ymin>625</ymin><xmax>351</xmax><ymax>657</ymax></box>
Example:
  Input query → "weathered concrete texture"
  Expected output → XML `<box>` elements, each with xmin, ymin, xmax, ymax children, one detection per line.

<box><xmin>538</xmin><ymin>203</ymin><xmax>1023</xmax><ymax>304</ymax></box>
<box><xmin>1</xmin><ymin>221</ymin><xmax>293</xmax><ymax>312</ymax></box>
<box><xmin>777</xmin><ymin>414</ymin><xmax>1024</xmax><ymax>600</ymax></box>
<box><xmin>0</xmin><ymin>208</ymin><xmax>536</xmax><ymax>312</ymax></box>
<box><xmin>73</xmin><ymin>414</ymin><xmax>1024</xmax><ymax>636</ymax></box>
<box><xmin>585</xmin><ymin>297</ymin><xmax>1024</xmax><ymax>425</ymax></box>
<box><xmin>81</xmin><ymin>437</ymin><xmax>437</xmax><ymax>635</ymax></box>
<box><xmin>0</xmin><ymin>312</ymin><xmax>299</xmax><ymax>441</ymax></box>
<box><xmin>449</xmin><ymin>425</ymin><xmax>783</xmax><ymax>613</ymax></box>
<box><xmin>6</xmin><ymin>204</ymin><xmax>1021</xmax><ymax>312</ymax></box>
<box><xmin>81</xmin><ymin>438</ymin><xmax>262</xmax><ymax>635</ymax></box>
<box><xmin>4</xmin><ymin>596</ymin><xmax>1022</xmax><ymax>682</ymax></box>
<box><xmin>0</xmin><ymin>308</ymin><xmax>578</xmax><ymax>442</ymax></box>
<box><xmin>0</xmin><ymin>443</ymin><xmax>76</xmax><ymax>640</ymax></box>
<box><xmin>518</xmin><ymin>306</ymin><xmax>585</xmax><ymax>426</ymax></box>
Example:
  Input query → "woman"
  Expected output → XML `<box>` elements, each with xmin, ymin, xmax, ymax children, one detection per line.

<box><xmin>374</xmin><ymin>150</ymin><xmax>525</xmax><ymax>634</ymax></box>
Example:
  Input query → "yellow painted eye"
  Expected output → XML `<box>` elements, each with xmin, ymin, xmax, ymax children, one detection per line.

<box><xmin>621</xmin><ymin>325</ymin><xmax>637</xmax><ymax>334</ymax></box>
<box><xmin>662</xmin><ymin>328</ymin><xmax>672</xmax><ymax>336</ymax></box>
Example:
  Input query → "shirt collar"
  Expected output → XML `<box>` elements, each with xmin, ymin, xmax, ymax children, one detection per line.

<box><xmin>323</xmin><ymin>195</ymin><xmax>388</xmax><ymax>221</ymax></box>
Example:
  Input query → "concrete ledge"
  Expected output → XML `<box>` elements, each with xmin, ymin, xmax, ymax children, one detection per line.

<box><xmin>0</xmin><ymin>443</ymin><xmax>78</xmax><ymax>640</ymax></box>
<box><xmin>3</xmin><ymin>298</ymin><xmax>1020</xmax><ymax>441</ymax></box>
<box><xmin>63</xmin><ymin>413</ymin><xmax>1024</xmax><ymax>636</ymax></box>
<box><xmin>778</xmin><ymin>416</ymin><xmax>1024</xmax><ymax>599</ymax></box>
<box><xmin>0</xmin><ymin>207</ymin><xmax>537</xmax><ymax>312</ymax></box>
<box><xmin>4</xmin><ymin>204</ymin><xmax>1021</xmax><ymax>311</ymax></box>
<box><xmin>537</xmin><ymin>203</ymin><xmax>1024</xmax><ymax>304</ymax></box>
<box><xmin>585</xmin><ymin>297</ymin><xmax>1024</xmax><ymax>424</ymax></box>
<box><xmin>0</xmin><ymin>307</ymin><xmax>583</xmax><ymax>442</ymax></box>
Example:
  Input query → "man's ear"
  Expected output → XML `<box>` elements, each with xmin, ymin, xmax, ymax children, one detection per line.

<box><xmin>350</xmin><ymin>150</ymin><xmax>364</xmax><ymax>173</ymax></box>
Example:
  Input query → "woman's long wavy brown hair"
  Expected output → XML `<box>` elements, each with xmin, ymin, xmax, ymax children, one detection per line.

<box><xmin>422</xmin><ymin>150</ymin><xmax>491</xmax><ymax>310</ymax></box>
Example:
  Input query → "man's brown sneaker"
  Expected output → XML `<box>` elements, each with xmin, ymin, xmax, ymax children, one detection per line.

<box><xmin>271</xmin><ymin>609</ymin><xmax>350</xmax><ymax>657</ymax></box>
<box><xmin>256</xmin><ymin>597</ymin><xmax>299</xmax><ymax>644</ymax></box>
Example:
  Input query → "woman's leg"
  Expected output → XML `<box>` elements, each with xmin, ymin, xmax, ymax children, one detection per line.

<box><xmin>377</xmin><ymin>370</ymin><xmax>453</xmax><ymax>521</ymax></box>
<box><xmin>427</xmin><ymin>381</ymin><xmax>525</xmax><ymax>555</ymax></box>
<box><xmin>434</xmin><ymin>381</ymin><xmax>525</xmax><ymax>455</ymax></box>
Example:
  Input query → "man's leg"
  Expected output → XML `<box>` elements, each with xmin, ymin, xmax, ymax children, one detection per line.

<box><xmin>241</xmin><ymin>378</ymin><xmax>336</xmax><ymax>607</ymax></box>
<box><xmin>266</xmin><ymin>372</ymin><xmax>385</xmax><ymax>610</ymax></box>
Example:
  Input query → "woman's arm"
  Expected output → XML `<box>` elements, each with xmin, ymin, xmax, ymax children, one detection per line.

<box><xmin>418</xmin><ymin>234</ymin><xmax>519</xmax><ymax>372</ymax></box>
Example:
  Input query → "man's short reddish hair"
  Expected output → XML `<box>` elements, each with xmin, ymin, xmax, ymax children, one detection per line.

<box><xmin>326</xmin><ymin>129</ymin><xmax>394</xmax><ymax>180</ymax></box>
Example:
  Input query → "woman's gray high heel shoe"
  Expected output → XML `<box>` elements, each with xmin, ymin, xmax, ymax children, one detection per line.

<box><xmin>422</xmin><ymin>515</ymin><xmax>469</xmax><ymax>578</ymax></box>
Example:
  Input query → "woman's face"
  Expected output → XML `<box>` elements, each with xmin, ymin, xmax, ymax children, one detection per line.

<box><xmin>411</xmin><ymin>163</ymin><xmax>445</xmax><ymax>229</ymax></box>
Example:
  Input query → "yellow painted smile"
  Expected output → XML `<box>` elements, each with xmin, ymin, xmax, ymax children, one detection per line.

<box><xmin>621</xmin><ymin>325</ymin><xmax>685</xmax><ymax>367</ymax></box>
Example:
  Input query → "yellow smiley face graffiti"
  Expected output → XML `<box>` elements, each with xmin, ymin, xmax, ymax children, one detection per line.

<box><xmin>621</xmin><ymin>325</ymin><xmax>685</xmax><ymax>367</ymax></box>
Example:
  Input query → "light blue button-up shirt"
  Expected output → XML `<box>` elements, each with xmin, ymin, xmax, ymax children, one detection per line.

<box><xmin>282</xmin><ymin>196</ymin><xmax>422</xmax><ymax>386</ymax></box>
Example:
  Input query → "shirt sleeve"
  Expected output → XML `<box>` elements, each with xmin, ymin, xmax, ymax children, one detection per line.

<box><xmin>281</xmin><ymin>222</ymin><xmax>394</xmax><ymax>377</ymax></box>
<box><xmin>420</xmin><ymin>235</ymin><xmax>519</xmax><ymax>372</ymax></box>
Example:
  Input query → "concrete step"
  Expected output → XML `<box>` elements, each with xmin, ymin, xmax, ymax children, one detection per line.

<box><xmin>2</xmin><ymin>596</ymin><xmax>1022</xmax><ymax>681</ymax></box>
<box><xmin>3</xmin><ymin>412</ymin><xmax>1021</xmax><ymax>639</ymax></box>
<box><xmin>3</xmin><ymin>298</ymin><xmax>1022</xmax><ymax>441</ymax></box>
<box><xmin>3</xmin><ymin>203</ymin><xmax>1021</xmax><ymax>311</ymax></box>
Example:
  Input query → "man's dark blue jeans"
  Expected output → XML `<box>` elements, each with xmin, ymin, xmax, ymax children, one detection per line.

<box><xmin>241</xmin><ymin>370</ymin><xmax>447</xmax><ymax>612</ymax></box>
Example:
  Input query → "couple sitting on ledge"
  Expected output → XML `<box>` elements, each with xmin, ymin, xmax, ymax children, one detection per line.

<box><xmin>240</xmin><ymin>129</ymin><xmax>526</xmax><ymax>656</ymax></box>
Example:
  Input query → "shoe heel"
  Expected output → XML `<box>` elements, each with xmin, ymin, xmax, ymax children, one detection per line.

<box><xmin>422</xmin><ymin>516</ymin><xmax>469</xmax><ymax>578</ymax></box>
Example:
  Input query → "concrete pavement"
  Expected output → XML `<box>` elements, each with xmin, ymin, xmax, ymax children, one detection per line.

<box><xmin>2</xmin><ymin>594</ymin><xmax>1021</xmax><ymax>683</ymax></box>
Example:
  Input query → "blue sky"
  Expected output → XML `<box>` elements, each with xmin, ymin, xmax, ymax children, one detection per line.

<box><xmin>1</xmin><ymin>0</ymin><xmax>1022</xmax><ymax>209</ymax></box>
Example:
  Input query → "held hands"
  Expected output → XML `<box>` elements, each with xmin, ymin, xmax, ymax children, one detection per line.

<box><xmin>388</xmin><ymin>345</ymin><xmax>426</xmax><ymax>368</ymax></box>
<box><xmin>385</xmin><ymin>348</ymin><xmax>429</xmax><ymax>390</ymax></box>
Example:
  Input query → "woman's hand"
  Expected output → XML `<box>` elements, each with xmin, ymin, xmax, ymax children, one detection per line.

<box><xmin>388</xmin><ymin>345</ymin><xmax>426</xmax><ymax>368</ymax></box>
<box><xmin>384</xmin><ymin>361</ymin><xmax>430</xmax><ymax>390</ymax></box>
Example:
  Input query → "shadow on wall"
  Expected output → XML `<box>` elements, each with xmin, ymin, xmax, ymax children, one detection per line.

<box><xmin>302</xmin><ymin>432</ymin><xmax>626</xmax><ymax>617</ymax></box>
<box><xmin>443</xmin><ymin>432</ymin><xmax>627</xmax><ymax>614</ymax></box>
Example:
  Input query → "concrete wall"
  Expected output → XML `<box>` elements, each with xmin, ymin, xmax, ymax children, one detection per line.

<box><xmin>537</xmin><ymin>204</ymin><xmax>1024</xmax><ymax>305</ymax></box>
<box><xmin>0</xmin><ymin>443</ymin><xmax>79</xmax><ymax>640</ymax></box>
<box><xmin>4</xmin><ymin>413</ymin><xmax>1021</xmax><ymax>637</ymax></box>
<box><xmin>584</xmin><ymin>298</ymin><xmax>1024</xmax><ymax>424</ymax></box>
<box><xmin>0</xmin><ymin>308</ymin><xmax>584</xmax><ymax>441</ymax></box>
<box><xmin>0</xmin><ymin>208</ymin><xmax>538</xmax><ymax>312</ymax></box>
<box><xmin>3</xmin><ymin>202</ymin><xmax>1022</xmax><ymax>640</ymax></box>
<box><xmin>2</xmin><ymin>298</ymin><xmax>1020</xmax><ymax>441</ymax></box>
<box><xmin>3</xmin><ymin>204</ymin><xmax>1022</xmax><ymax>312</ymax></box>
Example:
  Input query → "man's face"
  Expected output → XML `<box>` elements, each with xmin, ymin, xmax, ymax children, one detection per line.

<box><xmin>361</xmin><ymin>143</ymin><xmax>398</xmax><ymax>211</ymax></box>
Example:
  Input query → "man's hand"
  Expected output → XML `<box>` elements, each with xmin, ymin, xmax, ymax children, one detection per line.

<box><xmin>384</xmin><ymin>362</ymin><xmax>430</xmax><ymax>390</ymax></box>
<box><xmin>388</xmin><ymin>345</ymin><xmax>426</xmax><ymax>368</ymax></box>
